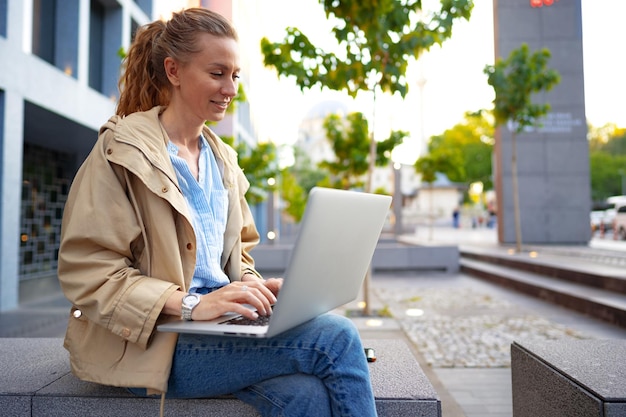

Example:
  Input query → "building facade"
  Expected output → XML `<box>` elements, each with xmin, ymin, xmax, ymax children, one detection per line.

<box><xmin>0</xmin><ymin>0</ymin><xmax>265</xmax><ymax>311</ymax></box>
<box><xmin>0</xmin><ymin>0</ymin><xmax>156</xmax><ymax>311</ymax></box>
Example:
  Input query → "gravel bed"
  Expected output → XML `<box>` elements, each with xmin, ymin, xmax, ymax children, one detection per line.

<box><xmin>374</xmin><ymin>286</ymin><xmax>589</xmax><ymax>368</ymax></box>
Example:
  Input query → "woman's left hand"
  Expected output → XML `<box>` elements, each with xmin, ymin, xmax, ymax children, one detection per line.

<box><xmin>242</xmin><ymin>274</ymin><xmax>283</xmax><ymax>297</ymax></box>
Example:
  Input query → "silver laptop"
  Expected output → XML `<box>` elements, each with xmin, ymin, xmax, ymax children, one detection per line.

<box><xmin>158</xmin><ymin>187</ymin><xmax>391</xmax><ymax>338</ymax></box>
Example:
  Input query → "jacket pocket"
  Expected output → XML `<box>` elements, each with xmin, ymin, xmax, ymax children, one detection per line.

<box><xmin>66</xmin><ymin>307</ymin><xmax>127</xmax><ymax>367</ymax></box>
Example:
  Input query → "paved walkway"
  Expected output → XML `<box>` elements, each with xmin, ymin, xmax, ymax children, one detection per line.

<box><xmin>2</xmin><ymin>226</ymin><xmax>626</xmax><ymax>417</ymax></box>
<box><xmin>348</xmin><ymin>226</ymin><xmax>626</xmax><ymax>417</ymax></box>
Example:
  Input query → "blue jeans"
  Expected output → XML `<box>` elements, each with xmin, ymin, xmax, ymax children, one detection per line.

<box><xmin>130</xmin><ymin>313</ymin><xmax>377</xmax><ymax>417</ymax></box>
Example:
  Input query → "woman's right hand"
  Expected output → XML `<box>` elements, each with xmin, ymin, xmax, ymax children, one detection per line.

<box><xmin>194</xmin><ymin>280</ymin><xmax>277</xmax><ymax>321</ymax></box>
<box><xmin>165</xmin><ymin>280</ymin><xmax>278</xmax><ymax>321</ymax></box>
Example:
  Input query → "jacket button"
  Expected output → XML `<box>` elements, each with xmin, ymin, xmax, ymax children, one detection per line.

<box><xmin>73</xmin><ymin>309</ymin><xmax>82</xmax><ymax>318</ymax></box>
<box><xmin>121</xmin><ymin>328</ymin><xmax>131</xmax><ymax>338</ymax></box>
<box><xmin>186</xmin><ymin>243</ymin><xmax>193</xmax><ymax>250</ymax></box>
<box><xmin>106</xmin><ymin>149</ymin><xmax>113</xmax><ymax>155</ymax></box>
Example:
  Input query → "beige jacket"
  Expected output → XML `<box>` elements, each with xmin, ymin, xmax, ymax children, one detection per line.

<box><xmin>57</xmin><ymin>106</ymin><xmax>261</xmax><ymax>393</ymax></box>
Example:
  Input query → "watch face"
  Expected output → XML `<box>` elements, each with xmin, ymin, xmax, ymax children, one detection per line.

<box><xmin>183</xmin><ymin>294</ymin><xmax>200</xmax><ymax>308</ymax></box>
<box><xmin>182</xmin><ymin>293</ymin><xmax>201</xmax><ymax>321</ymax></box>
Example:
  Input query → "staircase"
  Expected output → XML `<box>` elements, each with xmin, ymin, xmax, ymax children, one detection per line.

<box><xmin>459</xmin><ymin>245</ymin><xmax>626</xmax><ymax>329</ymax></box>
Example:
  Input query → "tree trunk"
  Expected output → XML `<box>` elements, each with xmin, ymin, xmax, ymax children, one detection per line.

<box><xmin>362</xmin><ymin>88</ymin><xmax>378</xmax><ymax>317</ymax></box>
<box><xmin>511</xmin><ymin>132</ymin><xmax>522</xmax><ymax>252</ymax></box>
<box><xmin>428</xmin><ymin>183</ymin><xmax>434</xmax><ymax>241</ymax></box>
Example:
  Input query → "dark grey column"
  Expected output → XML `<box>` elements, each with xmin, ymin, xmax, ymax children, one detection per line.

<box><xmin>493</xmin><ymin>0</ymin><xmax>591</xmax><ymax>244</ymax></box>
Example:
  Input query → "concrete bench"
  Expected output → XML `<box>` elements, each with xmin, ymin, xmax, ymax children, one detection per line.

<box><xmin>0</xmin><ymin>338</ymin><xmax>440</xmax><ymax>417</ymax></box>
<box><xmin>511</xmin><ymin>339</ymin><xmax>626</xmax><ymax>417</ymax></box>
<box><xmin>252</xmin><ymin>241</ymin><xmax>459</xmax><ymax>274</ymax></box>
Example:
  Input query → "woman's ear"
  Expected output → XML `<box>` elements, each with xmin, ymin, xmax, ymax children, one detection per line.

<box><xmin>163</xmin><ymin>57</ymin><xmax>181</xmax><ymax>86</ymax></box>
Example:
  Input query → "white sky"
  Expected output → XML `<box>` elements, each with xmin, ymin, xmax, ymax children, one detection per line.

<box><xmin>156</xmin><ymin>1</ymin><xmax>626</xmax><ymax>163</ymax></box>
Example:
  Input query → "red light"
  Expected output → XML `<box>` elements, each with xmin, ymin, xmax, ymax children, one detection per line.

<box><xmin>530</xmin><ymin>0</ymin><xmax>558</xmax><ymax>7</ymax></box>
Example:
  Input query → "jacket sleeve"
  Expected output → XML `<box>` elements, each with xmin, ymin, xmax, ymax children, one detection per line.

<box><xmin>58</xmin><ymin>131</ymin><xmax>178</xmax><ymax>349</ymax></box>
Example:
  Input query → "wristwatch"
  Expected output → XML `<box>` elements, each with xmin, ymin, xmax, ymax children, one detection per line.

<box><xmin>181</xmin><ymin>293</ymin><xmax>201</xmax><ymax>321</ymax></box>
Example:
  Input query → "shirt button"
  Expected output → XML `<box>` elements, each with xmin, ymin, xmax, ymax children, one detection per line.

<box><xmin>121</xmin><ymin>328</ymin><xmax>131</xmax><ymax>338</ymax></box>
<box><xmin>106</xmin><ymin>149</ymin><xmax>113</xmax><ymax>155</ymax></box>
<box><xmin>186</xmin><ymin>243</ymin><xmax>193</xmax><ymax>250</ymax></box>
<box><xmin>161</xmin><ymin>186</ymin><xmax>168</xmax><ymax>193</ymax></box>
<box><xmin>73</xmin><ymin>309</ymin><xmax>82</xmax><ymax>318</ymax></box>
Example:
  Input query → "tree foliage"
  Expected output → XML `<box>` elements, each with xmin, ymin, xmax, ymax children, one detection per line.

<box><xmin>427</xmin><ymin>111</ymin><xmax>494</xmax><ymax>189</ymax></box>
<box><xmin>589</xmin><ymin>152</ymin><xmax>626</xmax><ymax>201</ymax></box>
<box><xmin>279</xmin><ymin>148</ymin><xmax>327</xmax><ymax>222</ymax></box>
<box><xmin>588</xmin><ymin>125</ymin><xmax>626</xmax><ymax>200</ymax></box>
<box><xmin>261</xmin><ymin>0</ymin><xmax>473</xmax><ymax>316</ymax></box>
<box><xmin>220</xmin><ymin>136</ymin><xmax>279</xmax><ymax>206</ymax></box>
<box><xmin>261</xmin><ymin>0</ymin><xmax>474</xmax><ymax>98</ymax></box>
<box><xmin>484</xmin><ymin>43</ymin><xmax>560</xmax><ymax>132</ymax></box>
<box><xmin>320</xmin><ymin>112</ymin><xmax>407</xmax><ymax>190</ymax></box>
<box><xmin>414</xmin><ymin>149</ymin><xmax>464</xmax><ymax>185</ymax></box>
<box><xmin>588</xmin><ymin>123</ymin><xmax>626</xmax><ymax>152</ymax></box>
<box><xmin>484</xmin><ymin>42</ymin><xmax>560</xmax><ymax>251</ymax></box>
<box><xmin>414</xmin><ymin>148</ymin><xmax>463</xmax><ymax>239</ymax></box>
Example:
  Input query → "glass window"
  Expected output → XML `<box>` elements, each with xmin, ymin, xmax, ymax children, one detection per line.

<box><xmin>89</xmin><ymin>0</ymin><xmax>105</xmax><ymax>91</ymax></box>
<box><xmin>0</xmin><ymin>0</ymin><xmax>7</xmax><ymax>38</ymax></box>
<box><xmin>32</xmin><ymin>0</ymin><xmax>56</xmax><ymax>64</ymax></box>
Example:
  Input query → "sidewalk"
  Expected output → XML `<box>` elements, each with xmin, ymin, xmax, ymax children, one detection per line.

<box><xmin>371</xmin><ymin>226</ymin><xmax>626</xmax><ymax>417</ymax></box>
<box><xmin>2</xmin><ymin>226</ymin><xmax>626</xmax><ymax>417</ymax></box>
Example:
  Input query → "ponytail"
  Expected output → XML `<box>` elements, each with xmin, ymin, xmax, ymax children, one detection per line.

<box><xmin>116</xmin><ymin>21</ymin><xmax>168</xmax><ymax>116</ymax></box>
<box><xmin>116</xmin><ymin>8</ymin><xmax>237</xmax><ymax>117</ymax></box>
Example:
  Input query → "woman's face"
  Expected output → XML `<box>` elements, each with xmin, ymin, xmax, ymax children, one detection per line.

<box><xmin>169</xmin><ymin>33</ymin><xmax>240</xmax><ymax>123</ymax></box>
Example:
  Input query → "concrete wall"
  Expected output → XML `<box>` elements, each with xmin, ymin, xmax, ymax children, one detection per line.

<box><xmin>493</xmin><ymin>0</ymin><xmax>591</xmax><ymax>244</ymax></box>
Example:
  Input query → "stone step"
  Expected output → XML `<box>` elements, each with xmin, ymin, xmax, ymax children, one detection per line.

<box><xmin>460</xmin><ymin>258</ymin><xmax>626</xmax><ymax>328</ymax></box>
<box><xmin>460</xmin><ymin>246</ymin><xmax>626</xmax><ymax>294</ymax></box>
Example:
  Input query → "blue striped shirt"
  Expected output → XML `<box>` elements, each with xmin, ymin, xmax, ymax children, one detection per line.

<box><xmin>167</xmin><ymin>135</ymin><xmax>230</xmax><ymax>293</ymax></box>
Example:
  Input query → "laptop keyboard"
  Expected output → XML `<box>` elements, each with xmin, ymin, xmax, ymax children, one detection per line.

<box><xmin>220</xmin><ymin>315</ymin><xmax>270</xmax><ymax>326</ymax></box>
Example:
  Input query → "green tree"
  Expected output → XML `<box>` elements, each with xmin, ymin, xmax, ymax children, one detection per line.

<box><xmin>589</xmin><ymin>152</ymin><xmax>626</xmax><ymax>201</ymax></box>
<box><xmin>261</xmin><ymin>1</ymin><xmax>473</xmax><ymax>98</ymax></box>
<box><xmin>428</xmin><ymin>111</ymin><xmax>494</xmax><ymax>189</ymax></box>
<box><xmin>596</xmin><ymin>130</ymin><xmax>626</xmax><ymax>156</ymax></box>
<box><xmin>320</xmin><ymin>112</ymin><xmax>406</xmax><ymax>190</ymax></box>
<box><xmin>279</xmin><ymin>169</ymin><xmax>308</xmax><ymax>223</ymax></box>
<box><xmin>280</xmin><ymin>147</ymin><xmax>327</xmax><ymax>222</ymax></box>
<box><xmin>414</xmin><ymin>149</ymin><xmax>463</xmax><ymax>239</ymax></box>
<box><xmin>588</xmin><ymin>125</ymin><xmax>626</xmax><ymax>200</ymax></box>
<box><xmin>220</xmin><ymin>137</ymin><xmax>279</xmax><ymax>206</ymax></box>
<box><xmin>261</xmin><ymin>0</ymin><xmax>473</xmax><ymax>191</ymax></box>
<box><xmin>588</xmin><ymin>123</ymin><xmax>626</xmax><ymax>152</ymax></box>
<box><xmin>484</xmin><ymin>43</ymin><xmax>560</xmax><ymax>252</ymax></box>
<box><xmin>261</xmin><ymin>0</ymin><xmax>473</xmax><ymax>316</ymax></box>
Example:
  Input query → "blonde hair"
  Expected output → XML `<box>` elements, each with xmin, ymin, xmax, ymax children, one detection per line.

<box><xmin>116</xmin><ymin>8</ymin><xmax>238</xmax><ymax>116</ymax></box>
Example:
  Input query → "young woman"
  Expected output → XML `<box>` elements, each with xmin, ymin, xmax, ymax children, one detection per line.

<box><xmin>57</xmin><ymin>8</ymin><xmax>377</xmax><ymax>417</ymax></box>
